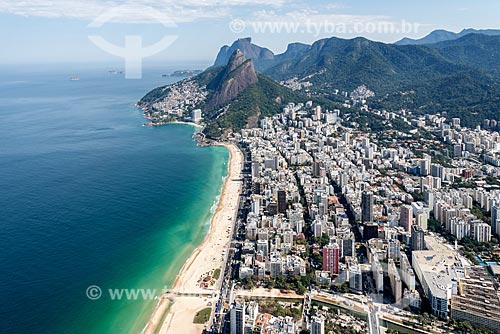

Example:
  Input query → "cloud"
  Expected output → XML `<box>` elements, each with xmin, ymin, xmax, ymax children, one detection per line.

<box><xmin>0</xmin><ymin>0</ymin><xmax>426</xmax><ymax>40</ymax></box>
<box><xmin>241</xmin><ymin>9</ymin><xmax>426</xmax><ymax>39</ymax></box>
<box><xmin>0</xmin><ymin>0</ymin><xmax>287</xmax><ymax>22</ymax></box>
<box><xmin>251</xmin><ymin>9</ymin><xmax>394</xmax><ymax>27</ymax></box>
<box><xmin>323</xmin><ymin>3</ymin><xmax>350</xmax><ymax>10</ymax></box>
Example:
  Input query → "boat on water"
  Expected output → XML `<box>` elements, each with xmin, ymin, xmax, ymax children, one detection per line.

<box><xmin>69</xmin><ymin>76</ymin><xmax>80</xmax><ymax>81</ymax></box>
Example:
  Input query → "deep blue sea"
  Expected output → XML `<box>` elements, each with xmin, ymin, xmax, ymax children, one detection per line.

<box><xmin>0</xmin><ymin>64</ymin><xmax>228</xmax><ymax>334</ymax></box>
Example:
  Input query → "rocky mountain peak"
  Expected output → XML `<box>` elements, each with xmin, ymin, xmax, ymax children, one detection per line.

<box><xmin>203</xmin><ymin>49</ymin><xmax>258</xmax><ymax>113</ymax></box>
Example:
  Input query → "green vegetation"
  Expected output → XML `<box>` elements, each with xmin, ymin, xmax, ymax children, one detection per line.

<box><xmin>331</xmin><ymin>282</ymin><xmax>350</xmax><ymax>293</ymax></box>
<box><xmin>193</xmin><ymin>66</ymin><xmax>224</xmax><ymax>86</ymax></box>
<box><xmin>411</xmin><ymin>191</ymin><xmax>424</xmax><ymax>202</ymax></box>
<box><xmin>258</xmin><ymin>300</ymin><xmax>303</xmax><ymax>320</ymax></box>
<box><xmin>371</xmin><ymin>71</ymin><xmax>500</xmax><ymax>128</ymax></box>
<box><xmin>471</xmin><ymin>201</ymin><xmax>490</xmax><ymax>224</ymax></box>
<box><xmin>262</xmin><ymin>35</ymin><xmax>500</xmax><ymax>128</ymax></box>
<box><xmin>386</xmin><ymin>330</ymin><xmax>404</xmax><ymax>334</ymax></box>
<box><xmin>313</xmin><ymin>233</ymin><xmax>331</xmax><ymax>248</ymax></box>
<box><xmin>485</xmin><ymin>176</ymin><xmax>500</xmax><ymax>186</ymax></box>
<box><xmin>447</xmin><ymin>319</ymin><xmax>500</xmax><ymax>334</ymax></box>
<box><xmin>325</xmin><ymin>326</ymin><xmax>361</xmax><ymax>334</ymax></box>
<box><xmin>431</xmin><ymin>34</ymin><xmax>500</xmax><ymax>76</ymax></box>
<box><xmin>212</xmin><ymin>268</ymin><xmax>221</xmax><ymax>280</ymax></box>
<box><xmin>264</xmin><ymin>274</ymin><xmax>313</xmax><ymax>294</ymax></box>
<box><xmin>460</xmin><ymin>238</ymin><xmax>499</xmax><ymax>254</ymax></box>
<box><xmin>348</xmin><ymin>111</ymin><xmax>387</xmax><ymax>133</ymax></box>
<box><xmin>138</xmin><ymin>85</ymin><xmax>172</xmax><ymax>105</ymax></box>
<box><xmin>242</xmin><ymin>275</ymin><xmax>255</xmax><ymax>290</ymax></box>
<box><xmin>311</xmin><ymin>301</ymin><xmax>367</xmax><ymax>321</ymax></box>
<box><xmin>193</xmin><ymin>307</ymin><xmax>212</xmax><ymax>324</ymax></box>
<box><xmin>452</xmin><ymin>181</ymin><xmax>476</xmax><ymax>189</ymax></box>
<box><xmin>142</xmin><ymin>34</ymin><xmax>500</xmax><ymax>136</ymax></box>
<box><xmin>242</xmin><ymin>272</ymin><xmax>312</xmax><ymax>292</ymax></box>
<box><xmin>428</xmin><ymin>215</ymin><xmax>444</xmax><ymax>233</ymax></box>
<box><xmin>432</xmin><ymin>153</ymin><xmax>454</xmax><ymax>168</ymax></box>
<box><xmin>414</xmin><ymin>312</ymin><xmax>438</xmax><ymax>327</ymax></box>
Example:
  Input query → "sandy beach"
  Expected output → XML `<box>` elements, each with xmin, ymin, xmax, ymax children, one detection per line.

<box><xmin>168</xmin><ymin>121</ymin><xmax>203</xmax><ymax>129</ymax></box>
<box><xmin>144</xmin><ymin>120</ymin><xmax>204</xmax><ymax>129</ymax></box>
<box><xmin>143</xmin><ymin>142</ymin><xmax>243</xmax><ymax>334</ymax></box>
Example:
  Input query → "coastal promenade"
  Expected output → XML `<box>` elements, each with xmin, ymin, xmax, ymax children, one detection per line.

<box><xmin>142</xmin><ymin>142</ymin><xmax>243</xmax><ymax>334</ymax></box>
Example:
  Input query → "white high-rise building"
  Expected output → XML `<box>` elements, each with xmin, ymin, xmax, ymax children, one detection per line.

<box><xmin>420</xmin><ymin>157</ymin><xmax>431</xmax><ymax>176</ymax></box>
<box><xmin>310</xmin><ymin>316</ymin><xmax>325</xmax><ymax>334</ymax></box>
<box><xmin>314</xmin><ymin>105</ymin><xmax>322</xmax><ymax>121</ymax></box>
<box><xmin>372</xmin><ymin>257</ymin><xmax>384</xmax><ymax>293</ymax></box>
<box><xmin>349</xmin><ymin>265</ymin><xmax>363</xmax><ymax>293</ymax></box>
<box><xmin>472</xmin><ymin>222</ymin><xmax>491</xmax><ymax>243</ymax></box>
<box><xmin>192</xmin><ymin>109</ymin><xmax>202</xmax><ymax>123</ymax></box>
<box><xmin>246</xmin><ymin>302</ymin><xmax>259</xmax><ymax>330</ymax></box>
<box><xmin>283</xmin><ymin>229</ymin><xmax>294</xmax><ymax>245</ymax></box>
<box><xmin>313</xmin><ymin>220</ymin><xmax>323</xmax><ymax>238</ymax></box>
<box><xmin>251</xmin><ymin>195</ymin><xmax>261</xmax><ymax>214</ymax></box>
<box><xmin>416</xmin><ymin>211</ymin><xmax>428</xmax><ymax>231</ymax></box>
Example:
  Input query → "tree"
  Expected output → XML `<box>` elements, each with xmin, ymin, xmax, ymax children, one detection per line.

<box><xmin>243</xmin><ymin>276</ymin><xmax>254</xmax><ymax>290</ymax></box>
<box><xmin>296</xmin><ymin>281</ymin><xmax>306</xmax><ymax>295</ymax></box>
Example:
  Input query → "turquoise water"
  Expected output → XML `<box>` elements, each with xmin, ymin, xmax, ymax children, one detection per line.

<box><xmin>0</xmin><ymin>65</ymin><xmax>228</xmax><ymax>334</ymax></box>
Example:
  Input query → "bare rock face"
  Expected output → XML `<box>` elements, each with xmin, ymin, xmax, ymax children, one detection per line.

<box><xmin>204</xmin><ymin>49</ymin><xmax>258</xmax><ymax>112</ymax></box>
<box><xmin>213</xmin><ymin>38</ymin><xmax>274</xmax><ymax>68</ymax></box>
<box><xmin>226</xmin><ymin>49</ymin><xmax>247</xmax><ymax>72</ymax></box>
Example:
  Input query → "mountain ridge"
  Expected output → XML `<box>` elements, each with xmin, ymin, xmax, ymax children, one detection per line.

<box><xmin>213</xmin><ymin>38</ymin><xmax>276</xmax><ymax>71</ymax></box>
<box><xmin>210</xmin><ymin>33</ymin><xmax>500</xmax><ymax>126</ymax></box>
<box><xmin>139</xmin><ymin>30</ymin><xmax>500</xmax><ymax>137</ymax></box>
<box><xmin>395</xmin><ymin>28</ymin><xmax>500</xmax><ymax>45</ymax></box>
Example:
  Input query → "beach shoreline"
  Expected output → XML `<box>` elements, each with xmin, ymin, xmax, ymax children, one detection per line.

<box><xmin>168</xmin><ymin>121</ymin><xmax>203</xmax><ymax>129</ymax></box>
<box><xmin>142</xmin><ymin>141</ymin><xmax>243</xmax><ymax>334</ymax></box>
<box><xmin>144</xmin><ymin>120</ymin><xmax>204</xmax><ymax>129</ymax></box>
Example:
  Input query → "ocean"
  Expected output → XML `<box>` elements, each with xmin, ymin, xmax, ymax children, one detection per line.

<box><xmin>0</xmin><ymin>64</ymin><xmax>228</xmax><ymax>334</ymax></box>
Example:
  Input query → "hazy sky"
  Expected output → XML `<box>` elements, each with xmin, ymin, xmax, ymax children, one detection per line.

<box><xmin>2</xmin><ymin>0</ymin><xmax>500</xmax><ymax>65</ymax></box>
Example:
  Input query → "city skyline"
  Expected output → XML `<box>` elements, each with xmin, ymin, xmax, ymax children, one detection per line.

<box><xmin>3</xmin><ymin>2</ymin><xmax>500</xmax><ymax>334</ymax></box>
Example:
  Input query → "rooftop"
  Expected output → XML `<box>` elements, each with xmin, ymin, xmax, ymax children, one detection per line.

<box><xmin>413</xmin><ymin>236</ymin><xmax>465</xmax><ymax>298</ymax></box>
<box><xmin>451</xmin><ymin>266</ymin><xmax>500</xmax><ymax>320</ymax></box>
